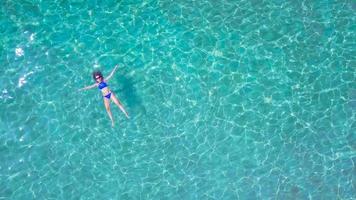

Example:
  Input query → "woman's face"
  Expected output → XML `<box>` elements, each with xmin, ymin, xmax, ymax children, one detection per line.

<box><xmin>95</xmin><ymin>76</ymin><xmax>102</xmax><ymax>82</ymax></box>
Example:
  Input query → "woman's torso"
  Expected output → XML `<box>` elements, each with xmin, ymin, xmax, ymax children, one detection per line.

<box><xmin>97</xmin><ymin>81</ymin><xmax>111</xmax><ymax>96</ymax></box>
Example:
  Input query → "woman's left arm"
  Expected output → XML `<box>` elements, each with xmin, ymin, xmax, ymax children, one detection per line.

<box><xmin>105</xmin><ymin>65</ymin><xmax>119</xmax><ymax>82</ymax></box>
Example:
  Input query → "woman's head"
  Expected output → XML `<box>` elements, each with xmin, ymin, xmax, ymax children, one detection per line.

<box><xmin>92</xmin><ymin>71</ymin><xmax>103</xmax><ymax>82</ymax></box>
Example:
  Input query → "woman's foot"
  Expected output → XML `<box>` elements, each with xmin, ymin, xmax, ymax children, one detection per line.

<box><xmin>111</xmin><ymin>121</ymin><xmax>115</xmax><ymax>127</ymax></box>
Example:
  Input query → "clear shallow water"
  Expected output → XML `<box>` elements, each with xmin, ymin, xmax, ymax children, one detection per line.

<box><xmin>0</xmin><ymin>0</ymin><xmax>355</xmax><ymax>199</ymax></box>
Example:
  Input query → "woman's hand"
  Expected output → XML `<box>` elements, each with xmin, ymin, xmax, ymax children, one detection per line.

<box><xmin>105</xmin><ymin>65</ymin><xmax>119</xmax><ymax>81</ymax></box>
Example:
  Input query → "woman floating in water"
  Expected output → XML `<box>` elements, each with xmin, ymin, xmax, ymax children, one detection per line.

<box><xmin>79</xmin><ymin>65</ymin><xmax>129</xmax><ymax>127</ymax></box>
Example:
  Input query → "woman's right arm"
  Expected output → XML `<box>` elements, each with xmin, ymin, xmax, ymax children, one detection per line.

<box><xmin>78</xmin><ymin>83</ymin><xmax>97</xmax><ymax>91</ymax></box>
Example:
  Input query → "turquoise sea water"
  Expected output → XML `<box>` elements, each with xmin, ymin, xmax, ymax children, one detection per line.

<box><xmin>1</xmin><ymin>0</ymin><xmax>355</xmax><ymax>199</ymax></box>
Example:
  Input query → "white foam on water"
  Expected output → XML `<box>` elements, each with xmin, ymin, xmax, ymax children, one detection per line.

<box><xmin>15</xmin><ymin>48</ymin><xmax>24</xmax><ymax>57</ymax></box>
<box><xmin>264</xmin><ymin>96</ymin><xmax>272</xmax><ymax>104</ymax></box>
<box><xmin>212</xmin><ymin>49</ymin><xmax>223</xmax><ymax>57</ymax></box>
<box><xmin>94</xmin><ymin>62</ymin><xmax>100</xmax><ymax>68</ymax></box>
<box><xmin>0</xmin><ymin>89</ymin><xmax>13</xmax><ymax>99</ymax></box>
<box><xmin>30</xmin><ymin>33</ymin><xmax>35</xmax><ymax>41</ymax></box>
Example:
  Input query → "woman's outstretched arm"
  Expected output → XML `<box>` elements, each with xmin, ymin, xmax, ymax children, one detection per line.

<box><xmin>78</xmin><ymin>83</ymin><xmax>97</xmax><ymax>91</ymax></box>
<box><xmin>104</xmin><ymin>65</ymin><xmax>119</xmax><ymax>82</ymax></box>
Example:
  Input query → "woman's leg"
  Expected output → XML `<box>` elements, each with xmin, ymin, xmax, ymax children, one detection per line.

<box><xmin>103</xmin><ymin>97</ymin><xmax>115</xmax><ymax>127</ymax></box>
<box><xmin>111</xmin><ymin>93</ymin><xmax>129</xmax><ymax>119</ymax></box>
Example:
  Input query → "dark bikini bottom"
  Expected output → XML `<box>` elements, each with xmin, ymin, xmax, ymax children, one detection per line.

<box><xmin>104</xmin><ymin>92</ymin><xmax>112</xmax><ymax>99</ymax></box>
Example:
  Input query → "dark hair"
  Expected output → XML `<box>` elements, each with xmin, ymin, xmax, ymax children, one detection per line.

<box><xmin>92</xmin><ymin>71</ymin><xmax>103</xmax><ymax>81</ymax></box>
